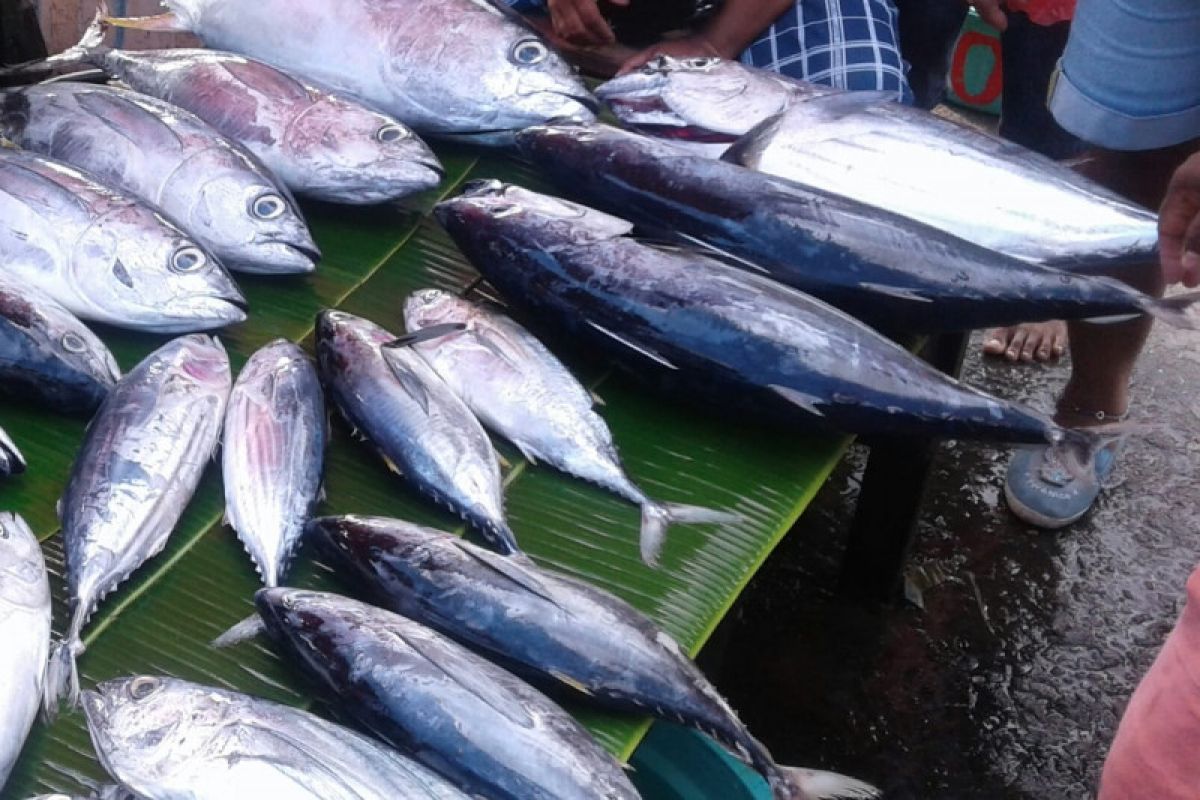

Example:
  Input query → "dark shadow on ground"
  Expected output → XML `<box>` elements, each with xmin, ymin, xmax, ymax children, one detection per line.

<box><xmin>714</xmin><ymin>322</ymin><xmax>1200</xmax><ymax>799</ymax></box>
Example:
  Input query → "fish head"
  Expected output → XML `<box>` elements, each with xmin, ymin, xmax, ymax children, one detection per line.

<box><xmin>0</xmin><ymin>512</ymin><xmax>48</xmax><ymax>610</ymax></box>
<box><xmin>403</xmin><ymin>288</ymin><xmax>473</xmax><ymax>332</ymax></box>
<box><xmin>595</xmin><ymin>56</ymin><xmax>799</xmax><ymax>145</ymax></box>
<box><xmin>284</xmin><ymin>102</ymin><xmax>444</xmax><ymax>202</ymax></box>
<box><xmin>85</xmin><ymin>676</ymin><xmax>223</xmax><ymax>788</ymax></box>
<box><xmin>168</xmin><ymin>334</ymin><xmax>233</xmax><ymax>393</ymax></box>
<box><xmin>173</xmin><ymin>150</ymin><xmax>320</xmax><ymax>274</ymax></box>
<box><xmin>0</xmin><ymin>279</ymin><xmax>121</xmax><ymax>392</ymax></box>
<box><xmin>435</xmin><ymin>180</ymin><xmax>633</xmax><ymax>250</ymax></box>
<box><xmin>315</xmin><ymin>309</ymin><xmax>392</xmax><ymax>378</ymax></box>
<box><xmin>74</xmin><ymin>204</ymin><xmax>247</xmax><ymax>332</ymax></box>
<box><xmin>308</xmin><ymin>515</ymin><xmax>462</xmax><ymax>594</ymax></box>
<box><xmin>253</xmin><ymin>587</ymin><xmax>374</xmax><ymax>656</ymax></box>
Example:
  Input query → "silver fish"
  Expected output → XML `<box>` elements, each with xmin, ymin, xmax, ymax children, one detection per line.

<box><xmin>0</xmin><ymin>426</ymin><xmax>25</xmax><ymax>477</ymax></box>
<box><xmin>103</xmin><ymin>0</ymin><xmax>596</xmax><ymax>144</ymax></box>
<box><xmin>0</xmin><ymin>513</ymin><xmax>50</xmax><ymax>793</ymax></box>
<box><xmin>0</xmin><ymin>274</ymin><xmax>120</xmax><ymax>413</ymax></box>
<box><xmin>599</xmin><ymin>56</ymin><xmax>1158</xmax><ymax>270</ymax></box>
<box><xmin>1</xmin><ymin>82</ymin><xmax>319</xmax><ymax>274</ymax></box>
<box><xmin>316</xmin><ymin>311</ymin><xmax>519</xmax><ymax>554</ymax></box>
<box><xmin>0</xmin><ymin>149</ymin><xmax>246</xmax><ymax>333</ymax></box>
<box><xmin>46</xmin><ymin>336</ymin><xmax>231</xmax><ymax>717</ymax></box>
<box><xmin>222</xmin><ymin>339</ymin><xmax>326</xmax><ymax>587</ymax></box>
<box><xmin>25</xmin><ymin>18</ymin><xmax>443</xmax><ymax>204</ymax></box>
<box><xmin>82</xmin><ymin>676</ymin><xmax>470</xmax><ymax>800</ymax></box>
<box><xmin>404</xmin><ymin>288</ymin><xmax>737</xmax><ymax>565</ymax></box>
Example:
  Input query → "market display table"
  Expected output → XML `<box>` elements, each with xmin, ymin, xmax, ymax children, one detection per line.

<box><xmin>0</xmin><ymin>148</ymin><xmax>948</xmax><ymax>798</ymax></box>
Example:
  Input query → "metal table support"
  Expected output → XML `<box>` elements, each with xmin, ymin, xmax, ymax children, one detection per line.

<box><xmin>836</xmin><ymin>331</ymin><xmax>970</xmax><ymax>603</ymax></box>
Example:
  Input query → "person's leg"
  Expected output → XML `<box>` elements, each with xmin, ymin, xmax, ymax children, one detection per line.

<box><xmin>739</xmin><ymin>0</ymin><xmax>913</xmax><ymax>104</ymax></box>
<box><xmin>891</xmin><ymin>0</ymin><xmax>967</xmax><ymax>110</ymax></box>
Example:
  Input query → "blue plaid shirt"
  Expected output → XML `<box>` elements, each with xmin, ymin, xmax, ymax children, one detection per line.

<box><xmin>503</xmin><ymin>0</ymin><xmax>913</xmax><ymax>104</ymax></box>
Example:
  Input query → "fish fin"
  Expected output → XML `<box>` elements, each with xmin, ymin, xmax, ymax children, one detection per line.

<box><xmin>768</xmin><ymin>384</ymin><xmax>826</xmax><ymax>418</ymax></box>
<box><xmin>384</xmin><ymin>323</ymin><xmax>467</xmax><ymax>351</ymax></box>
<box><xmin>549</xmin><ymin>670</ymin><xmax>594</xmax><ymax>696</ymax></box>
<box><xmin>450</xmin><ymin>539</ymin><xmax>563</xmax><ymax>606</ymax></box>
<box><xmin>1142</xmin><ymin>289</ymin><xmax>1200</xmax><ymax>330</ymax></box>
<box><xmin>211</xmin><ymin>614</ymin><xmax>266</xmax><ymax>648</ymax></box>
<box><xmin>668</xmin><ymin>232</ymin><xmax>774</xmax><ymax>275</ymax></box>
<box><xmin>475</xmin><ymin>326</ymin><xmax>527</xmax><ymax>372</ymax></box>
<box><xmin>103</xmin><ymin>11</ymin><xmax>189</xmax><ymax>32</ymax></box>
<box><xmin>497</xmin><ymin>451</ymin><xmax>513</xmax><ymax>469</ymax></box>
<box><xmin>42</xmin><ymin>637</ymin><xmax>82</xmax><ymax>721</ymax></box>
<box><xmin>382</xmin><ymin>357</ymin><xmax>432</xmax><ymax>415</ymax></box>
<box><xmin>856</xmin><ymin>282</ymin><xmax>934</xmax><ymax>303</ymax></box>
<box><xmin>380</xmin><ymin>453</ymin><xmax>404</xmax><ymax>476</ymax></box>
<box><xmin>639</xmin><ymin>502</ymin><xmax>739</xmax><ymax>567</ymax></box>
<box><xmin>585</xmin><ymin>321</ymin><xmax>678</xmax><ymax>370</ymax></box>
<box><xmin>774</xmin><ymin>766</ymin><xmax>880</xmax><ymax>799</ymax></box>
<box><xmin>479</xmin><ymin>519</ymin><xmax>522</xmax><ymax>556</ymax></box>
<box><xmin>590</xmin><ymin>389</ymin><xmax>606</xmax><ymax>407</ymax></box>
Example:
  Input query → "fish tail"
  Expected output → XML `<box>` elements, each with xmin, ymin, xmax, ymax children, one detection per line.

<box><xmin>42</xmin><ymin>635</ymin><xmax>84</xmax><ymax>721</ymax></box>
<box><xmin>0</xmin><ymin>5</ymin><xmax>107</xmax><ymax>77</ymax></box>
<box><xmin>639</xmin><ymin>502</ymin><xmax>740</xmax><ymax>568</ymax></box>
<box><xmin>1142</xmin><ymin>289</ymin><xmax>1200</xmax><ymax>330</ymax></box>
<box><xmin>771</xmin><ymin>766</ymin><xmax>880</xmax><ymax>800</ymax></box>
<box><xmin>211</xmin><ymin>613</ymin><xmax>267</xmax><ymax>648</ymax></box>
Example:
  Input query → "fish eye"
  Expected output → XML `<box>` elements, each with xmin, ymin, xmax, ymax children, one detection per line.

<box><xmin>171</xmin><ymin>246</ymin><xmax>207</xmax><ymax>274</ymax></box>
<box><xmin>61</xmin><ymin>333</ymin><xmax>86</xmax><ymax>354</ymax></box>
<box><xmin>510</xmin><ymin>38</ymin><xmax>548</xmax><ymax>66</ymax></box>
<box><xmin>251</xmin><ymin>193</ymin><xmax>287</xmax><ymax>220</ymax></box>
<box><xmin>128</xmin><ymin>677</ymin><xmax>160</xmax><ymax>701</ymax></box>
<box><xmin>376</xmin><ymin>124</ymin><xmax>408</xmax><ymax>143</ymax></box>
<box><xmin>490</xmin><ymin>203</ymin><xmax>522</xmax><ymax>218</ymax></box>
<box><xmin>684</xmin><ymin>57</ymin><xmax>717</xmax><ymax>69</ymax></box>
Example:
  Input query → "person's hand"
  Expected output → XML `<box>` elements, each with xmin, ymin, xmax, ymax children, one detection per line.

<box><xmin>546</xmin><ymin>0</ymin><xmax>627</xmax><ymax>47</ymax></box>
<box><xmin>1159</xmin><ymin>151</ymin><xmax>1200</xmax><ymax>287</ymax></box>
<box><xmin>616</xmin><ymin>34</ymin><xmax>723</xmax><ymax>76</ymax></box>
<box><xmin>966</xmin><ymin>0</ymin><xmax>1007</xmax><ymax>32</ymax></box>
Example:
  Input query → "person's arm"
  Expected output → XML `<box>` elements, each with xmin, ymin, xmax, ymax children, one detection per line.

<box><xmin>1159</xmin><ymin>151</ymin><xmax>1200</xmax><ymax>287</ymax></box>
<box><xmin>965</xmin><ymin>0</ymin><xmax>1007</xmax><ymax>32</ymax></box>
<box><xmin>544</xmin><ymin>0</ymin><xmax>628</xmax><ymax>47</ymax></box>
<box><xmin>616</xmin><ymin>0</ymin><xmax>794</xmax><ymax>75</ymax></box>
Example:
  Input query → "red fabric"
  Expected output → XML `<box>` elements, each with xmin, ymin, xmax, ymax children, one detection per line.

<box><xmin>1098</xmin><ymin>566</ymin><xmax>1200</xmax><ymax>800</ymax></box>
<box><xmin>1004</xmin><ymin>0</ymin><xmax>1076</xmax><ymax>26</ymax></box>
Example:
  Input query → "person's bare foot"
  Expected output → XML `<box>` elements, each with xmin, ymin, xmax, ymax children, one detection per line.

<box><xmin>981</xmin><ymin>321</ymin><xmax>1068</xmax><ymax>362</ymax></box>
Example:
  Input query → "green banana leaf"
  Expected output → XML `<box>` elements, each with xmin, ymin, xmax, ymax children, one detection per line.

<box><xmin>0</xmin><ymin>145</ymin><xmax>848</xmax><ymax>798</ymax></box>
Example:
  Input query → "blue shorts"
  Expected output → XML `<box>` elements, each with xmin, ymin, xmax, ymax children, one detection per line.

<box><xmin>504</xmin><ymin>0</ymin><xmax>913</xmax><ymax>104</ymax></box>
<box><xmin>1049</xmin><ymin>0</ymin><xmax>1200</xmax><ymax>150</ymax></box>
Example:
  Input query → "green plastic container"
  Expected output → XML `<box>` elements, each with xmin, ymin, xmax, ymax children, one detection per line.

<box><xmin>629</xmin><ymin>723</ymin><xmax>771</xmax><ymax>800</ymax></box>
<box><xmin>946</xmin><ymin>9</ymin><xmax>1003</xmax><ymax>115</ymax></box>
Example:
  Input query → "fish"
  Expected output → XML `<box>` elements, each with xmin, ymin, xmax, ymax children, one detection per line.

<box><xmin>597</xmin><ymin>56</ymin><xmax>1159</xmax><ymax>272</ymax></box>
<box><xmin>17</xmin><ymin>15</ymin><xmax>444</xmax><ymax>204</ymax></box>
<box><xmin>310</xmin><ymin>515</ymin><xmax>882</xmax><ymax>800</ymax></box>
<box><xmin>0</xmin><ymin>275</ymin><xmax>120</xmax><ymax>413</ymax></box>
<box><xmin>514</xmin><ymin>125</ymin><xmax>1199</xmax><ymax>333</ymax></box>
<box><xmin>45</xmin><ymin>335</ymin><xmax>231</xmax><ymax>718</ymax></box>
<box><xmin>316</xmin><ymin>310</ymin><xmax>519</xmax><ymax>555</ymax></box>
<box><xmin>100</xmin><ymin>0</ymin><xmax>596</xmax><ymax>144</ymax></box>
<box><xmin>0</xmin><ymin>513</ymin><xmax>51</xmax><ymax>794</ymax></box>
<box><xmin>0</xmin><ymin>426</ymin><xmax>26</xmax><ymax>477</ymax></box>
<box><xmin>434</xmin><ymin>181</ymin><xmax>1132</xmax><ymax>455</ymax></box>
<box><xmin>82</xmin><ymin>675</ymin><xmax>471</xmax><ymax>800</ymax></box>
<box><xmin>253</xmin><ymin>587</ymin><xmax>643</xmax><ymax>800</ymax></box>
<box><xmin>0</xmin><ymin>81</ymin><xmax>320</xmax><ymax>274</ymax></box>
<box><xmin>401</xmin><ymin>288</ymin><xmax>736</xmax><ymax>565</ymax></box>
<box><xmin>0</xmin><ymin>149</ymin><xmax>246</xmax><ymax>333</ymax></box>
<box><xmin>222</xmin><ymin>339</ymin><xmax>326</xmax><ymax>587</ymax></box>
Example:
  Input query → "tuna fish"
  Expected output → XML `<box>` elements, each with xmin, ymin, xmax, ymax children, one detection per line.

<box><xmin>0</xmin><ymin>149</ymin><xmax>246</xmax><ymax>333</ymax></box>
<box><xmin>310</xmin><ymin>515</ymin><xmax>881</xmax><ymax>800</ymax></box>
<box><xmin>597</xmin><ymin>56</ymin><xmax>1159</xmax><ymax>271</ymax></box>
<box><xmin>222</xmin><ymin>339</ymin><xmax>326</xmax><ymax>587</ymax></box>
<box><xmin>401</xmin><ymin>289</ymin><xmax>736</xmax><ymax>565</ymax></box>
<box><xmin>100</xmin><ymin>0</ymin><xmax>596</xmax><ymax>143</ymax></box>
<box><xmin>254</xmin><ymin>587</ymin><xmax>642</xmax><ymax>800</ymax></box>
<box><xmin>316</xmin><ymin>310</ymin><xmax>518</xmax><ymax>554</ymax></box>
<box><xmin>0</xmin><ymin>82</ymin><xmax>320</xmax><ymax>274</ymax></box>
<box><xmin>17</xmin><ymin>15</ymin><xmax>443</xmax><ymax>204</ymax></box>
<box><xmin>82</xmin><ymin>676</ymin><xmax>470</xmax><ymax>800</ymax></box>
<box><xmin>434</xmin><ymin>182</ymin><xmax>1130</xmax><ymax>454</ymax></box>
<box><xmin>0</xmin><ymin>513</ymin><xmax>51</xmax><ymax>793</ymax></box>
<box><xmin>0</xmin><ymin>426</ymin><xmax>24</xmax><ymax>476</ymax></box>
<box><xmin>515</xmin><ymin>125</ymin><xmax>1197</xmax><ymax>332</ymax></box>
<box><xmin>46</xmin><ymin>336</ymin><xmax>231</xmax><ymax>717</ymax></box>
<box><xmin>0</xmin><ymin>275</ymin><xmax>120</xmax><ymax>413</ymax></box>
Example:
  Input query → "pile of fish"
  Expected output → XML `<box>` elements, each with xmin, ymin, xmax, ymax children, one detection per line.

<box><xmin>4</xmin><ymin>0</ymin><xmax>1197</xmax><ymax>797</ymax></box>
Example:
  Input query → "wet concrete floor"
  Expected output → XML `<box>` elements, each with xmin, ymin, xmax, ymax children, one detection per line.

<box><xmin>714</xmin><ymin>318</ymin><xmax>1200</xmax><ymax>798</ymax></box>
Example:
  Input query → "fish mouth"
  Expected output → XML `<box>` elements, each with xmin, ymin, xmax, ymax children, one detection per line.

<box><xmin>152</xmin><ymin>295</ymin><xmax>248</xmax><ymax>333</ymax></box>
<box><xmin>233</xmin><ymin>242</ymin><xmax>321</xmax><ymax>275</ymax></box>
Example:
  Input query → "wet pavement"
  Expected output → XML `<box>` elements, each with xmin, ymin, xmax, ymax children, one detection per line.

<box><xmin>714</xmin><ymin>317</ymin><xmax>1200</xmax><ymax>799</ymax></box>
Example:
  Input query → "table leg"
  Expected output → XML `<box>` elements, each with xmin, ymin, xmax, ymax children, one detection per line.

<box><xmin>836</xmin><ymin>331</ymin><xmax>969</xmax><ymax>603</ymax></box>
